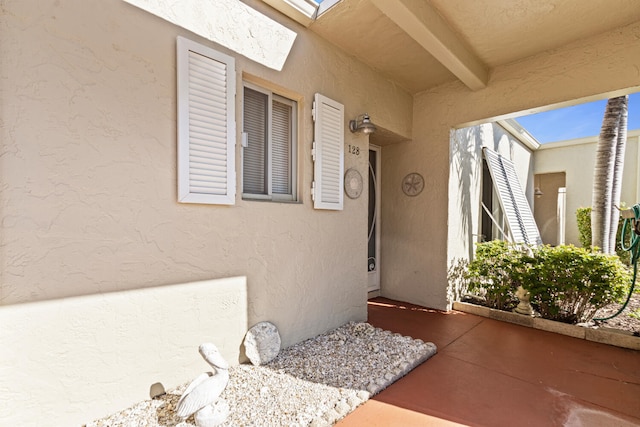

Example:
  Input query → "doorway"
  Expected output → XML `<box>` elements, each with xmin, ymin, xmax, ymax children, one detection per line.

<box><xmin>368</xmin><ymin>145</ymin><xmax>381</xmax><ymax>292</ymax></box>
<box><xmin>533</xmin><ymin>172</ymin><xmax>567</xmax><ymax>245</ymax></box>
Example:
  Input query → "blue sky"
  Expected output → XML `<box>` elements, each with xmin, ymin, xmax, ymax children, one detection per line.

<box><xmin>515</xmin><ymin>92</ymin><xmax>640</xmax><ymax>144</ymax></box>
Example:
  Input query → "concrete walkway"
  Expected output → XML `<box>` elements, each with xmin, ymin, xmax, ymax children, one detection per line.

<box><xmin>337</xmin><ymin>297</ymin><xmax>640</xmax><ymax>426</ymax></box>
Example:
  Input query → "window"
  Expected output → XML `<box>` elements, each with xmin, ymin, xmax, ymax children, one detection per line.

<box><xmin>177</xmin><ymin>37</ymin><xmax>236</xmax><ymax>205</ymax></box>
<box><xmin>242</xmin><ymin>83</ymin><xmax>297</xmax><ymax>201</ymax></box>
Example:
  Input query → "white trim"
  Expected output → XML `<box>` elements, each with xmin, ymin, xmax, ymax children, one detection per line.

<box><xmin>262</xmin><ymin>0</ymin><xmax>318</xmax><ymax>27</ymax></box>
<box><xmin>497</xmin><ymin>119</ymin><xmax>541</xmax><ymax>151</ymax></box>
<box><xmin>317</xmin><ymin>0</ymin><xmax>341</xmax><ymax>16</ymax></box>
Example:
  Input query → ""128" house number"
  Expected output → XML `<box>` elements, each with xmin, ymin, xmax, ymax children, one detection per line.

<box><xmin>348</xmin><ymin>145</ymin><xmax>360</xmax><ymax>156</ymax></box>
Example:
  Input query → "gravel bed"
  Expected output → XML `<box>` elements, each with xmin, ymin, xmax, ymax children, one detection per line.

<box><xmin>86</xmin><ymin>322</ymin><xmax>437</xmax><ymax>427</ymax></box>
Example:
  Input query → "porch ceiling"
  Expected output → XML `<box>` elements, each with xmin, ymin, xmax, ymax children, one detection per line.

<box><xmin>307</xmin><ymin>0</ymin><xmax>640</xmax><ymax>93</ymax></box>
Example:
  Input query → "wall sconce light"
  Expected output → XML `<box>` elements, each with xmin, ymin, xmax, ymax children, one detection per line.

<box><xmin>534</xmin><ymin>175</ymin><xmax>543</xmax><ymax>198</ymax></box>
<box><xmin>349</xmin><ymin>113</ymin><xmax>377</xmax><ymax>134</ymax></box>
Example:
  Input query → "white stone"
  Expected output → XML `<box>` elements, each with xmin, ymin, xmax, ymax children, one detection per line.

<box><xmin>244</xmin><ymin>321</ymin><xmax>281</xmax><ymax>365</ymax></box>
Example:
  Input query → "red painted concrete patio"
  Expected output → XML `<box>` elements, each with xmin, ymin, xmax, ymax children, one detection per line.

<box><xmin>337</xmin><ymin>297</ymin><xmax>640</xmax><ymax>427</ymax></box>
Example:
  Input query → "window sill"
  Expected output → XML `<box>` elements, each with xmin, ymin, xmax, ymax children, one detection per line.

<box><xmin>241</xmin><ymin>195</ymin><xmax>301</xmax><ymax>204</ymax></box>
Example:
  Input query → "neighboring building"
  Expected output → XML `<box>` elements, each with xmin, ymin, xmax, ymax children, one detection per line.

<box><xmin>2</xmin><ymin>0</ymin><xmax>640</xmax><ymax>425</ymax></box>
<box><xmin>450</xmin><ymin>123</ymin><xmax>640</xmax><ymax>252</ymax></box>
<box><xmin>533</xmin><ymin>129</ymin><xmax>640</xmax><ymax>246</ymax></box>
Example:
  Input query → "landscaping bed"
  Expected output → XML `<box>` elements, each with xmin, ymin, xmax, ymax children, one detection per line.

<box><xmin>450</xmin><ymin>240</ymin><xmax>640</xmax><ymax>350</ymax></box>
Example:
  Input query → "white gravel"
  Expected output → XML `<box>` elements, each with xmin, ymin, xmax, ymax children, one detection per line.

<box><xmin>86</xmin><ymin>322</ymin><xmax>437</xmax><ymax>427</ymax></box>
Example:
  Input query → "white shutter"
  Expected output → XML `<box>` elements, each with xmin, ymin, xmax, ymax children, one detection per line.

<box><xmin>243</xmin><ymin>87</ymin><xmax>267</xmax><ymax>194</ymax></box>
<box><xmin>177</xmin><ymin>37</ymin><xmax>236</xmax><ymax>205</ymax></box>
<box><xmin>482</xmin><ymin>147</ymin><xmax>542</xmax><ymax>246</ymax></box>
<box><xmin>312</xmin><ymin>94</ymin><xmax>344</xmax><ymax>210</ymax></box>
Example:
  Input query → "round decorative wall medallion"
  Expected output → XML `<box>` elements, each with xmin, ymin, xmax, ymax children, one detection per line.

<box><xmin>402</xmin><ymin>172</ymin><xmax>424</xmax><ymax>197</ymax></box>
<box><xmin>344</xmin><ymin>168</ymin><xmax>363</xmax><ymax>199</ymax></box>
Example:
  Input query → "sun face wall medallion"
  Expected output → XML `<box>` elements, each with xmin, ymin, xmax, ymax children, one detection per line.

<box><xmin>402</xmin><ymin>172</ymin><xmax>424</xmax><ymax>197</ymax></box>
<box><xmin>344</xmin><ymin>168</ymin><xmax>363</xmax><ymax>199</ymax></box>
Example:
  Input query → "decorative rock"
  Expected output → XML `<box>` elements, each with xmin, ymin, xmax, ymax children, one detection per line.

<box><xmin>309</xmin><ymin>417</ymin><xmax>329</xmax><ymax>427</ymax></box>
<box><xmin>356</xmin><ymin>390</ymin><xmax>369</xmax><ymax>401</ymax></box>
<box><xmin>149</xmin><ymin>382</ymin><xmax>166</xmax><ymax>399</ymax></box>
<box><xmin>244</xmin><ymin>321</ymin><xmax>281</xmax><ymax>365</ymax></box>
<box><xmin>335</xmin><ymin>400</ymin><xmax>351</xmax><ymax>416</ymax></box>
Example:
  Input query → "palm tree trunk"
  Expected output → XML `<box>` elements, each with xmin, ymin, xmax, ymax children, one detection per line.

<box><xmin>592</xmin><ymin>95</ymin><xmax>628</xmax><ymax>253</ymax></box>
<box><xmin>608</xmin><ymin>97</ymin><xmax>628</xmax><ymax>252</ymax></box>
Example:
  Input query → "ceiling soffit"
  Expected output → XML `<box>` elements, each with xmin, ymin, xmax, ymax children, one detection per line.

<box><xmin>268</xmin><ymin>0</ymin><xmax>640</xmax><ymax>94</ymax></box>
<box><xmin>369</xmin><ymin>0</ymin><xmax>488</xmax><ymax>90</ymax></box>
<box><xmin>309</xmin><ymin>0</ymin><xmax>456</xmax><ymax>93</ymax></box>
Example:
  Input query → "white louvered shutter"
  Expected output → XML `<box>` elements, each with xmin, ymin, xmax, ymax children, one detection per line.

<box><xmin>482</xmin><ymin>148</ymin><xmax>542</xmax><ymax>246</ymax></box>
<box><xmin>177</xmin><ymin>37</ymin><xmax>236</xmax><ymax>205</ymax></box>
<box><xmin>312</xmin><ymin>94</ymin><xmax>344</xmax><ymax>210</ymax></box>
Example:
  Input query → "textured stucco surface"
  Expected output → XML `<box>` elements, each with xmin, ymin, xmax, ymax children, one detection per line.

<box><xmin>0</xmin><ymin>0</ymin><xmax>412</xmax><ymax>423</ymax></box>
<box><xmin>381</xmin><ymin>20</ymin><xmax>640</xmax><ymax>310</ymax></box>
<box><xmin>0</xmin><ymin>277</ymin><xmax>248</xmax><ymax>426</ymax></box>
<box><xmin>534</xmin><ymin>131</ymin><xmax>640</xmax><ymax>246</ymax></box>
<box><xmin>124</xmin><ymin>0</ymin><xmax>297</xmax><ymax>71</ymax></box>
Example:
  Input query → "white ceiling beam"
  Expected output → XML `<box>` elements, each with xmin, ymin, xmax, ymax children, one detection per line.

<box><xmin>370</xmin><ymin>0</ymin><xmax>488</xmax><ymax>90</ymax></box>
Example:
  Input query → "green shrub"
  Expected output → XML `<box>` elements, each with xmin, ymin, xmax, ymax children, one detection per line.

<box><xmin>576</xmin><ymin>206</ymin><xmax>630</xmax><ymax>265</ymax></box>
<box><xmin>576</xmin><ymin>207</ymin><xmax>591</xmax><ymax>249</ymax></box>
<box><xmin>464</xmin><ymin>240</ymin><xmax>529</xmax><ymax>311</ymax></box>
<box><xmin>461</xmin><ymin>241</ymin><xmax>630</xmax><ymax>323</ymax></box>
<box><xmin>524</xmin><ymin>245</ymin><xmax>630</xmax><ymax>323</ymax></box>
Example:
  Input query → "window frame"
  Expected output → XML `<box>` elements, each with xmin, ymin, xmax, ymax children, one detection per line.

<box><xmin>241</xmin><ymin>81</ymin><xmax>298</xmax><ymax>202</ymax></box>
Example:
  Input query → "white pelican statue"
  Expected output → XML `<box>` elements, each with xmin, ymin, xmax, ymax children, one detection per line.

<box><xmin>176</xmin><ymin>343</ymin><xmax>230</xmax><ymax>427</ymax></box>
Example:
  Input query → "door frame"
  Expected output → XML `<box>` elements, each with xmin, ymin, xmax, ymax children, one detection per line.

<box><xmin>368</xmin><ymin>144</ymin><xmax>381</xmax><ymax>292</ymax></box>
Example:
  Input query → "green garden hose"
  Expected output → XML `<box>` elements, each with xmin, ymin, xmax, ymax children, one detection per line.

<box><xmin>594</xmin><ymin>203</ymin><xmax>640</xmax><ymax>321</ymax></box>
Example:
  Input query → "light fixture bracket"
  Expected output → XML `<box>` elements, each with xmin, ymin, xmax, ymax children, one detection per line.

<box><xmin>349</xmin><ymin>113</ymin><xmax>377</xmax><ymax>134</ymax></box>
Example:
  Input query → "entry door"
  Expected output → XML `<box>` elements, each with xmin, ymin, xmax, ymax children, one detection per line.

<box><xmin>368</xmin><ymin>146</ymin><xmax>381</xmax><ymax>292</ymax></box>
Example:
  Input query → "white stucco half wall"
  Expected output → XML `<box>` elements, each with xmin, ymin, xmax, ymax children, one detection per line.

<box><xmin>0</xmin><ymin>277</ymin><xmax>248</xmax><ymax>427</ymax></box>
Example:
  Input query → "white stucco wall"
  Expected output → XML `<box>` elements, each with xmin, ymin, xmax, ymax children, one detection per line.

<box><xmin>534</xmin><ymin>130</ymin><xmax>640</xmax><ymax>246</ymax></box>
<box><xmin>448</xmin><ymin>123</ymin><xmax>534</xmax><ymax>260</ymax></box>
<box><xmin>380</xmin><ymin>19</ymin><xmax>640</xmax><ymax>310</ymax></box>
<box><xmin>0</xmin><ymin>0</ymin><xmax>413</xmax><ymax>424</ymax></box>
<box><xmin>0</xmin><ymin>277</ymin><xmax>247</xmax><ymax>426</ymax></box>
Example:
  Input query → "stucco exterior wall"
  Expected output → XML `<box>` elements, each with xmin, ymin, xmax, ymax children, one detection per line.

<box><xmin>0</xmin><ymin>0</ymin><xmax>412</xmax><ymax>423</ymax></box>
<box><xmin>534</xmin><ymin>130</ymin><xmax>640</xmax><ymax>246</ymax></box>
<box><xmin>380</xmin><ymin>19</ymin><xmax>640</xmax><ymax>310</ymax></box>
<box><xmin>0</xmin><ymin>277</ymin><xmax>247</xmax><ymax>426</ymax></box>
